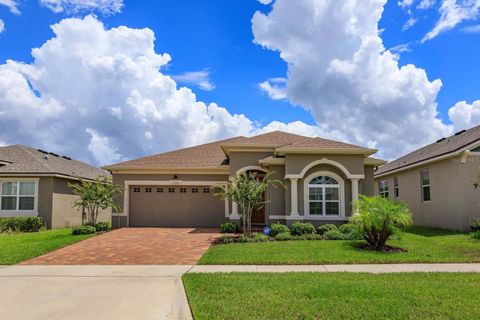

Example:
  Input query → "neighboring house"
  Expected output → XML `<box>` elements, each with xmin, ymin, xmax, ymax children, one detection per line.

<box><xmin>375</xmin><ymin>125</ymin><xmax>480</xmax><ymax>231</ymax></box>
<box><xmin>0</xmin><ymin>145</ymin><xmax>111</xmax><ymax>229</ymax></box>
<box><xmin>104</xmin><ymin>131</ymin><xmax>384</xmax><ymax>228</ymax></box>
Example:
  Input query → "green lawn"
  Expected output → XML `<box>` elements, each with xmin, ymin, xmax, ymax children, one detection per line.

<box><xmin>0</xmin><ymin>229</ymin><xmax>94</xmax><ymax>265</ymax></box>
<box><xmin>199</xmin><ymin>227</ymin><xmax>480</xmax><ymax>264</ymax></box>
<box><xmin>183</xmin><ymin>272</ymin><xmax>480</xmax><ymax>320</ymax></box>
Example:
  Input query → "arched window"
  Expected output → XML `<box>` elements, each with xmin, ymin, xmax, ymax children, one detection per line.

<box><xmin>308</xmin><ymin>175</ymin><xmax>340</xmax><ymax>216</ymax></box>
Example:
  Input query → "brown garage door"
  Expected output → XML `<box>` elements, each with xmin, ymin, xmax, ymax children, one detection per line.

<box><xmin>129</xmin><ymin>185</ymin><xmax>225</xmax><ymax>227</ymax></box>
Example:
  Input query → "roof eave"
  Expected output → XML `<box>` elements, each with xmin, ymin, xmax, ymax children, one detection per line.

<box><xmin>275</xmin><ymin>147</ymin><xmax>378</xmax><ymax>156</ymax></box>
<box><xmin>104</xmin><ymin>165</ymin><xmax>230</xmax><ymax>174</ymax></box>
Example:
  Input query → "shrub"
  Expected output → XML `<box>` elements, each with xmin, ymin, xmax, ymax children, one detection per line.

<box><xmin>95</xmin><ymin>222</ymin><xmax>111</xmax><ymax>232</ymax></box>
<box><xmin>275</xmin><ymin>232</ymin><xmax>293</xmax><ymax>241</ymax></box>
<box><xmin>471</xmin><ymin>231</ymin><xmax>480</xmax><ymax>240</ymax></box>
<box><xmin>215</xmin><ymin>235</ymin><xmax>237</xmax><ymax>244</ymax></box>
<box><xmin>0</xmin><ymin>217</ymin><xmax>43</xmax><ymax>233</ymax></box>
<box><xmin>470</xmin><ymin>218</ymin><xmax>480</xmax><ymax>232</ymax></box>
<box><xmin>293</xmin><ymin>233</ymin><xmax>323</xmax><ymax>240</ymax></box>
<box><xmin>269</xmin><ymin>223</ymin><xmax>290</xmax><ymax>237</ymax></box>
<box><xmin>338</xmin><ymin>223</ymin><xmax>362</xmax><ymax>240</ymax></box>
<box><xmin>323</xmin><ymin>229</ymin><xmax>346</xmax><ymax>240</ymax></box>
<box><xmin>318</xmin><ymin>224</ymin><xmax>338</xmax><ymax>235</ymax></box>
<box><xmin>350</xmin><ymin>196</ymin><xmax>413</xmax><ymax>250</ymax></box>
<box><xmin>290</xmin><ymin>221</ymin><xmax>316</xmax><ymax>236</ymax></box>
<box><xmin>72</xmin><ymin>225</ymin><xmax>96</xmax><ymax>235</ymax></box>
<box><xmin>220</xmin><ymin>222</ymin><xmax>239</xmax><ymax>233</ymax></box>
<box><xmin>250</xmin><ymin>233</ymin><xmax>269</xmax><ymax>242</ymax></box>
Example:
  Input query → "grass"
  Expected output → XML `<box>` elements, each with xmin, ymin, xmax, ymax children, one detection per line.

<box><xmin>199</xmin><ymin>227</ymin><xmax>480</xmax><ymax>264</ymax></box>
<box><xmin>0</xmin><ymin>228</ymin><xmax>94</xmax><ymax>264</ymax></box>
<box><xmin>183</xmin><ymin>272</ymin><xmax>480</xmax><ymax>320</ymax></box>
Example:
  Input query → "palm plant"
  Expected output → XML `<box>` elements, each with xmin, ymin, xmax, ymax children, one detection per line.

<box><xmin>215</xmin><ymin>171</ymin><xmax>282</xmax><ymax>237</ymax></box>
<box><xmin>350</xmin><ymin>195</ymin><xmax>412</xmax><ymax>250</ymax></box>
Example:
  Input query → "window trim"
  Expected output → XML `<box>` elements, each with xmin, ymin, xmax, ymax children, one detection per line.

<box><xmin>379</xmin><ymin>180</ymin><xmax>389</xmax><ymax>198</ymax></box>
<box><xmin>394</xmin><ymin>177</ymin><xmax>399</xmax><ymax>198</ymax></box>
<box><xmin>421</xmin><ymin>169</ymin><xmax>431</xmax><ymax>202</ymax></box>
<box><xmin>303</xmin><ymin>171</ymin><xmax>345</xmax><ymax>220</ymax></box>
<box><xmin>0</xmin><ymin>178</ymin><xmax>39</xmax><ymax>216</ymax></box>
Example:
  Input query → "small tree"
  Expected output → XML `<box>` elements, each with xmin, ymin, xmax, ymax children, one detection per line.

<box><xmin>350</xmin><ymin>195</ymin><xmax>412</xmax><ymax>250</ymax></box>
<box><xmin>215</xmin><ymin>171</ymin><xmax>282</xmax><ymax>237</ymax></box>
<box><xmin>69</xmin><ymin>175</ymin><xmax>121</xmax><ymax>226</ymax></box>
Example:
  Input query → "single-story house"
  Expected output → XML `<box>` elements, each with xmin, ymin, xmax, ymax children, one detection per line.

<box><xmin>0</xmin><ymin>145</ymin><xmax>111</xmax><ymax>229</ymax></box>
<box><xmin>105</xmin><ymin>131</ymin><xmax>384</xmax><ymax>228</ymax></box>
<box><xmin>374</xmin><ymin>125</ymin><xmax>480</xmax><ymax>231</ymax></box>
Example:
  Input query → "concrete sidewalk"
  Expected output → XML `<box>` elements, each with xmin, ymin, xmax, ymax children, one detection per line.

<box><xmin>188</xmin><ymin>263</ymin><xmax>480</xmax><ymax>273</ymax></box>
<box><xmin>0</xmin><ymin>265</ymin><xmax>194</xmax><ymax>320</ymax></box>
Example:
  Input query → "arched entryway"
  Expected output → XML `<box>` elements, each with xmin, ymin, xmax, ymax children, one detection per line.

<box><xmin>235</xmin><ymin>166</ymin><xmax>268</xmax><ymax>225</ymax></box>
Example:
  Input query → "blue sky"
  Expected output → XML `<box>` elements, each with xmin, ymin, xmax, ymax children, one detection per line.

<box><xmin>0</xmin><ymin>0</ymin><xmax>479</xmax><ymax>165</ymax></box>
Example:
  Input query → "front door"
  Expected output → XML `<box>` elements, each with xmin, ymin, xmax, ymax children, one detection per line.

<box><xmin>251</xmin><ymin>200</ymin><xmax>265</xmax><ymax>224</ymax></box>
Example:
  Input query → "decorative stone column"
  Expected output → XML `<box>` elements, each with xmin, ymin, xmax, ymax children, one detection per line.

<box><xmin>231</xmin><ymin>201</ymin><xmax>240</xmax><ymax>219</ymax></box>
<box><xmin>350</xmin><ymin>178</ymin><xmax>360</xmax><ymax>214</ymax></box>
<box><xmin>290</xmin><ymin>178</ymin><xmax>299</xmax><ymax>217</ymax></box>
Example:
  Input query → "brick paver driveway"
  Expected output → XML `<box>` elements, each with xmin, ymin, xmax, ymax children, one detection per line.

<box><xmin>22</xmin><ymin>228</ymin><xmax>222</xmax><ymax>265</ymax></box>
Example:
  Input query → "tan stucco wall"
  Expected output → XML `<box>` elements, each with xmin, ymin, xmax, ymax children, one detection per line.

<box><xmin>285</xmin><ymin>154</ymin><xmax>365</xmax><ymax>176</ymax></box>
<box><xmin>37</xmin><ymin>177</ymin><xmax>54</xmax><ymax>228</ymax></box>
<box><xmin>229</xmin><ymin>151</ymin><xmax>274</xmax><ymax>176</ymax></box>
<box><xmin>51</xmin><ymin>177</ymin><xmax>111</xmax><ymax>229</ymax></box>
<box><xmin>266</xmin><ymin>165</ymin><xmax>286</xmax><ymax>218</ymax></box>
<box><xmin>375</xmin><ymin>155</ymin><xmax>480</xmax><ymax>231</ymax></box>
<box><xmin>361</xmin><ymin>165</ymin><xmax>375</xmax><ymax>196</ymax></box>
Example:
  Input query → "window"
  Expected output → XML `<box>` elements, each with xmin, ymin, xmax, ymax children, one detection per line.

<box><xmin>168</xmin><ymin>188</ymin><xmax>175</xmax><ymax>193</ymax></box>
<box><xmin>471</xmin><ymin>146</ymin><xmax>480</xmax><ymax>152</ymax></box>
<box><xmin>180</xmin><ymin>187</ymin><xmax>187</xmax><ymax>193</ymax></box>
<box><xmin>394</xmin><ymin>177</ymin><xmax>399</xmax><ymax>198</ymax></box>
<box><xmin>191</xmin><ymin>188</ymin><xmax>199</xmax><ymax>193</ymax></box>
<box><xmin>133</xmin><ymin>187</ymin><xmax>140</xmax><ymax>193</ymax></box>
<box><xmin>145</xmin><ymin>187</ymin><xmax>152</xmax><ymax>193</ymax></box>
<box><xmin>379</xmin><ymin>180</ymin><xmax>389</xmax><ymax>198</ymax></box>
<box><xmin>308</xmin><ymin>176</ymin><xmax>340</xmax><ymax>216</ymax></box>
<box><xmin>421</xmin><ymin>169</ymin><xmax>430</xmax><ymax>202</ymax></box>
<box><xmin>157</xmin><ymin>188</ymin><xmax>163</xmax><ymax>193</ymax></box>
<box><xmin>0</xmin><ymin>181</ymin><xmax>36</xmax><ymax>211</ymax></box>
<box><xmin>203</xmin><ymin>187</ymin><xmax>210</xmax><ymax>193</ymax></box>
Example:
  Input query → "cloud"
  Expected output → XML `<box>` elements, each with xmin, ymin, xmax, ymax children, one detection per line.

<box><xmin>39</xmin><ymin>0</ymin><xmax>123</xmax><ymax>14</ymax></box>
<box><xmin>252</xmin><ymin>0</ymin><xmax>461</xmax><ymax>160</ymax></box>
<box><xmin>448</xmin><ymin>100</ymin><xmax>480</xmax><ymax>130</ymax></box>
<box><xmin>462</xmin><ymin>24</ymin><xmax>480</xmax><ymax>32</ymax></box>
<box><xmin>258</xmin><ymin>77</ymin><xmax>287</xmax><ymax>100</ymax></box>
<box><xmin>389</xmin><ymin>43</ymin><xmax>412</xmax><ymax>54</ymax></box>
<box><xmin>0</xmin><ymin>0</ymin><xmax>20</xmax><ymax>14</ymax></box>
<box><xmin>398</xmin><ymin>0</ymin><xmax>415</xmax><ymax>8</ymax></box>
<box><xmin>422</xmin><ymin>0</ymin><xmax>480</xmax><ymax>42</ymax></box>
<box><xmin>172</xmin><ymin>69</ymin><xmax>216</xmax><ymax>91</ymax></box>
<box><xmin>0</xmin><ymin>19</ymin><xmax>4</xmax><ymax>33</ymax></box>
<box><xmin>257</xmin><ymin>0</ymin><xmax>274</xmax><ymax>4</ymax></box>
<box><xmin>417</xmin><ymin>0</ymin><xmax>436</xmax><ymax>9</ymax></box>
<box><xmin>403</xmin><ymin>17</ymin><xmax>418</xmax><ymax>30</ymax></box>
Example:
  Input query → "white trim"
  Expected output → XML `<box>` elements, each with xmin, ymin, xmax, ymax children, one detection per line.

<box><xmin>303</xmin><ymin>171</ymin><xmax>345</xmax><ymax>220</ymax></box>
<box><xmin>350</xmin><ymin>178</ymin><xmax>360</xmax><ymax>214</ymax></box>
<box><xmin>259</xmin><ymin>157</ymin><xmax>285</xmax><ymax>166</ymax></box>
<box><xmin>0</xmin><ymin>173</ymin><xmax>97</xmax><ymax>182</ymax></box>
<box><xmin>269</xmin><ymin>215</ymin><xmax>287</xmax><ymax>219</ymax></box>
<box><xmin>0</xmin><ymin>178</ymin><xmax>39</xmax><ymax>216</ymax></box>
<box><xmin>122</xmin><ymin>180</ymin><xmax>228</xmax><ymax>227</ymax></box>
<box><xmin>289</xmin><ymin>178</ymin><xmax>299</xmax><ymax>216</ymax></box>
<box><xmin>275</xmin><ymin>147</ymin><xmax>377</xmax><ymax>156</ymax></box>
<box><xmin>235</xmin><ymin>166</ymin><xmax>268</xmax><ymax>175</ymax></box>
<box><xmin>285</xmin><ymin>158</ymin><xmax>364</xmax><ymax>180</ymax></box>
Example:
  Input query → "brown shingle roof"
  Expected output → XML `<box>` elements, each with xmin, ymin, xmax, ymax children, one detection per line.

<box><xmin>105</xmin><ymin>136</ymin><xmax>247</xmax><ymax>169</ymax></box>
<box><xmin>0</xmin><ymin>145</ymin><xmax>108</xmax><ymax>180</ymax></box>
<box><xmin>375</xmin><ymin>125</ymin><xmax>480</xmax><ymax>176</ymax></box>
<box><xmin>106</xmin><ymin>131</ymin><xmax>374</xmax><ymax>170</ymax></box>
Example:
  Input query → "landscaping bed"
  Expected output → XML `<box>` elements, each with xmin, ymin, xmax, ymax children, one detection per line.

<box><xmin>200</xmin><ymin>227</ymin><xmax>480</xmax><ymax>264</ymax></box>
<box><xmin>183</xmin><ymin>272</ymin><xmax>480</xmax><ymax>320</ymax></box>
<box><xmin>0</xmin><ymin>228</ymin><xmax>95</xmax><ymax>264</ymax></box>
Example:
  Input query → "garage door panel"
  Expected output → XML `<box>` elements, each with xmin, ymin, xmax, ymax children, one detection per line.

<box><xmin>129</xmin><ymin>186</ymin><xmax>225</xmax><ymax>227</ymax></box>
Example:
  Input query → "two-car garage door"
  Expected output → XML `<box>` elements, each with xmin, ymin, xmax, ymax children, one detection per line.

<box><xmin>128</xmin><ymin>185</ymin><xmax>226</xmax><ymax>227</ymax></box>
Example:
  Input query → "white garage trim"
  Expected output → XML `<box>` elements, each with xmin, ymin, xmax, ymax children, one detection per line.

<box><xmin>122</xmin><ymin>180</ymin><xmax>228</xmax><ymax>227</ymax></box>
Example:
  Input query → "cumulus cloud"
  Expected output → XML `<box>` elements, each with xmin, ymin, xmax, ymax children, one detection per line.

<box><xmin>39</xmin><ymin>0</ymin><xmax>123</xmax><ymax>14</ymax></box>
<box><xmin>418</xmin><ymin>0</ymin><xmax>436</xmax><ymax>9</ymax></box>
<box><xmin>403</xmin><ymin>17</ymin><xmax>418</xmax><ymax>30</ymax></box>
<box><xmin>422</xmin><ymin>0</ymin><xmax>480</xmax><ymax>42</ymax></box>
<box><xmin>258</xmin><ymin>78</ymin><xmax>287</xmax><ymax>100</ymax></box>
<box><xmin>0</xmin><ymin>0</ymin><xmax>20</xmax><ymax>14</ymax></box>
<box><xmin>448</xmin><ymin>100</ymin><xmax>480</xmax><ymax>130</ymax></box>
<box><xmin>252</xmin><ymin>0</ymin><xmax>460</xmax><ymax>159</ymax></box>
<box><xmin>0</xmin><ymin>15</ymin><xmax>262</xmax><ymax>165</ymax></box>
<box><xmin>172</xmin><ymin>69</ymin><xmax>216</xmax><ymax>91</ymax></box>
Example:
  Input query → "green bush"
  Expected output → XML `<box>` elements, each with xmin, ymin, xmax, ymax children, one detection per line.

<box><xmin>0</xmin><ymin>217</ymin><xmax>43</xmax><ymax>233</ymax></box>
<box><xmin>470</xmin><ymin>218</ymin><xmax>480</xmax><ymax>232</ymax></box>
<box><xmin>220</xmin><ymin>222</ymin><xmax>239</xmax><ymax>233</ymax></box>
<box><xmin>72</xmin><ymin>225</ymin><xmax>96</xmax><ymax>235</ymax></box>
<box><xmin>250</xmin><ymin>233</ymin><xmax>269</xmax><ymax>242</ymax></box>
<box><xmin>338</xmin><ymin>223</ymin><xmax>362</xmax><ymax>240</ymax></box>
<box><xmin>275</xmin><ymin>232</ymin><xmax>293</xmax><ymax>241</ymax></box>
<box><xmin>290</xmin><ymin>221</ymin><xmax>316</xmax><ymax>236</ymax></box>
<box><xmin>350</xmin><ymin>196</ymin><xmax>412</xmax><ymax>250</ymax></box>
<box><xmin>471</xmin><ymin>231</ymin><xmax>480</xmax><ymax>240</ymax></box>
<box><xmin>215</xmin><ymin>235</ymin><xmax>236</xmax><ymax>244</ymax></box>
<box><xmin>323</xmin><ymin>229</ymin><xmax>346</xmax><ymax>240</ymax></box>
<box><xmin>95</xmin><ymin>222</ymin><xmax>111</xmax><ymax>232</ymax></box>
<box><xmin>318</xmin><ymin>224</ymin><xmax>338</xmax><ymax>235</ymax></box>
<box><xmin>269</xmin><ymin>223</ymin><xmax>290</xmax><ymax>237</ymax></box>
<box><xmin>293</xmin><ymin>233</ymin><xmax>323</xmax><ymax>240</ymax></box>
